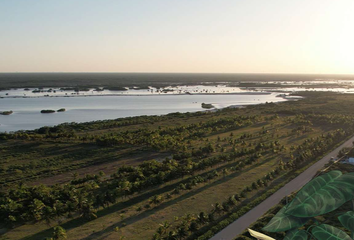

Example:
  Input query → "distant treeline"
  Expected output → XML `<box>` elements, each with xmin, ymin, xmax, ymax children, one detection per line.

<box><xmin>1</xmin><ymin>73</ymin><xmax>354</xmax><ymax>90</ymax></box>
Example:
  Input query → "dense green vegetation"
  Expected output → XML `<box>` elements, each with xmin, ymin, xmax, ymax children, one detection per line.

<box><xmin>2</xmin><ymin>92</ymin><xmax>354</xmax><ymax>240</ymax></box>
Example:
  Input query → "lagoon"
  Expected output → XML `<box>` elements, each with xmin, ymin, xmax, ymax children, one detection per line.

<box><xmin>0</xmin><ymin>93</ymin><xmax>286</xmax><ymax>132</ymax></box>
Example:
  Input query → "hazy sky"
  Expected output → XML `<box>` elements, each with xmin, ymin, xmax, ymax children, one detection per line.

<box><xmin>1</xmin><ymin>0</ymin><xmax>354</xmax><ymax>73</ymax></box>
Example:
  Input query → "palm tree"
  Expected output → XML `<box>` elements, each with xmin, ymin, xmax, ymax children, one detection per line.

<box><xmin>222</xmin><ymin>202</ymin><xmax>230</xmax><ymax>212</ymax></box>
<box><xmin>189</xmin><ymin>221</ymin><xmax>198</xmax><ymax>232</ymax></box>
<box><xmin>42</xmin><ymin>206</ymin><xmax>55</xmax><ymax>225</ymax></box>
<box><xmin>94</xmin><ymin>194</ymin><xmax>104</xmax><ymax>209</ymax></box>
<box><xmin>80</xmin><ymin>204</ymin><xmax>97</xmax><ymax>220</ymax></box>
<box><xmin>52</xmin><ymin>200</ymin><xmax>65</xmax><ymax>219</ymax></box>
<box><xmin>149</xmin><ymin>195</ymin><xmax>163</xmax><ymax>205</ymax></box>
<box><xmin>197</xmin><ymin>212</ymin><xmax>208</xmax><ymax>224</ymax></box>
<box><xmin>175</xmin><ymin>225</ymin><xmax>188</xmax><ymax>239</ymax></box>
<box><xmin>227</xmin><ymin>195</ymin><xmax>238</xmax><ymax>206</ymax></box>
<box><xmin>212</xmin><ymin>203</ymin><xmax>223</xmax><ymax>215</ymax></box>
<box><xmin>76</xmin><ymin>190</ymin><xmax>88</xmax><ymax>210</ymax></box>
<box><xmin>52</xmin><ymin>226</ymin><xmax>67</xmax><ymax>240</ymax></box>
<box><xmin>29</xmin><ymin>198</ymin><xmax>45</xmax><ymax>221</ymax></box>
<box><xmin>158</xmin><ymin>221</ymin><xmax>171</xmax><ymax>236</ymax></box>
<box><xmin>152</xmin><ymin>233</ymin><xmax>162</xmax><ymax>240</ymax></box>
<box><xmin>208</xmin><ymin>212</ymin><xmax>215</xmax><ymax>222</ymax></box>
<box><xmin>222</xmin><ymin>168</ymin><xmax>229</xmax><ymax>177</ymax></box>
<box><xmin>165</xmin><ymin>231</ymin><xmax>177</xmax><ymax>240</ymax></box>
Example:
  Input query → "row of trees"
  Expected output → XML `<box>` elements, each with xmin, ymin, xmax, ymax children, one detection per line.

<box><xmin>0</xmin><ymin>133</ymin><xmax>284</xmax><ymax>225</ymax></box>
<box><xmin>1</xmin><ymin>124</ymin><xmax>351</xmax><ymax>227</ymax></box>
<box><xmin>150</xmin><ymin>128</ymin><xmax>354</xmax><ymax>240</ymax></box>
<box><xmin>95</xmin><ymin>115</ymin><xmax>262</xmax><ymax>151</ymax></box>
<box><xmin>151</xmin><ymin>165</ymin><xmax>288</xmax><ymax>240</ymax></box>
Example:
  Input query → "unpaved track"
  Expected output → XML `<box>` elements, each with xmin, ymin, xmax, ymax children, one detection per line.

<box><xmin>210</xmin><ymin>136</ymin><xmax>354</xmax><ymax>240</ymax></box>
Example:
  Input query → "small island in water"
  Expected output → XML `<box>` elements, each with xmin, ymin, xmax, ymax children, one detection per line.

<box><xmin>0</xmin><ymin>110</ymin><xmax>13</xmax><ymax>115</ymax></box>
<box><xmin>41</xmin><ymin>110</ymin><xmax>56</xmax><ymax>113</ymax></box>
<box><xmin>201</xmin><ymin>103</ymin><xmax>215</xmax><ymax>109</ymax></box>
<box><xmin>41</xmin><ymin>108</ymin><xmax>66</xmax><ymax>113</ymax></box>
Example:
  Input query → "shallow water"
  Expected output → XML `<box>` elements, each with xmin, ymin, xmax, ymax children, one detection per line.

<box><xmin>0</xmin><ymin>93</ymin><xmax>286</xmax><ymax>132</ymax></box>
<box><xmin>0</xmin><ymin>85</ymin><xmax>252</xmax><ymax>98</ymax></box>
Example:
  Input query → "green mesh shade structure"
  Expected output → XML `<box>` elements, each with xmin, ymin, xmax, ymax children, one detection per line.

<box><xmin>286</xmin><ymin>171</ymin><xmax>354</xmax><ymax>217</ymax></box>
<box><xmin>263</xmin><ymin>204</ymin><xmax>309</xmax><ymax>232</ymax></box>
<box><xmin>283</xmin><ymin>229</ymin><xmax>308</xmax><ymax>240</ymax></box>
<box><xmin>339</xmin><ymin>211</ymin><xmax>354</xmax><ymax>238</ymax></box>
<box><xmin>262</xmin><ymin>171</ymin><xmax>354</xmax><ymax>240</ymax></box>
<box><xmin>312</xmin><ymin>224</ymin><xmax>352</xmax><ymax>240</ymax></box>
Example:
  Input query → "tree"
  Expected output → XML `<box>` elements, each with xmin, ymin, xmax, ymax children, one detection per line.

<box><xmin>197</xmin><ymin>211</ymin><xmax>208</xmax><ymax>224</ymax></box>
<box><xmin>227</xmin><ymin>195</ymin><xmax>238</xmax><ymax>206</ymax></box>
<box><xmin>52</xmin><ymin>226</ymin><xmax>67</xmax><ymax>240</ymax></box>
<box><xmin>29</xmin><ymin>199</ymin><xmax>45</xmax><ymax>221</ymax></box>
<box><xmin>166</xmin><ymin>230</ymin><xmax>177</xmax><ymax>240</ymax></box>
<box><xmin>222</xmin><ymin>168</ymin><xmax>229</xmax><ymax>177</ymax></box>
<box><xmin>158</xmin><ymin>221</ymin><xmax>171</xmax><ymax>236</ymax></box>
<box><xmin>189</xmin><ymin>221</ymin><xmax>198</xmax><ymax>232</ymax></box>
<box><xmin>43</xmin><ymin>206</ymin><xmax>56</xmax><ymax>225</ymax></box>
<box><xmin>80</xmin><ymin>204</ymin><xmax>97</xmax><ymax>220</ymax></box>
<box><xmin>176</xmin><ymin>225</ymin><xmax>188</xmax><ymax>239</ymax></box>
<box><xmin>149</xmin><ymin>195</ymin><xmax>164</xmax><ymax>205</ymax></box>
<box><xmin>152</xmin><ymin>233</ymin><xmax>162</xmax><ymax>240</ymax></box>
<box><xmin>212</xmin><ymin>203</ymin><xmax>224</xmax><ymax>215</ymax></box>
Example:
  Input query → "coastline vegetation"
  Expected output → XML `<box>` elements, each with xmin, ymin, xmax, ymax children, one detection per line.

<box><xmin>105</xmin><ymin>86</ymin><xmax>128</xmax><ymax>91</ymax></box>
<box><xmin>60</xmin><ymin>87</ymin><xmax>90</xmax><ymax>92</ymax></box>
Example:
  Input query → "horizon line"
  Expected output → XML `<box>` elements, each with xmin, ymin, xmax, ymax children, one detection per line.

<box><xmin>1</xmin><ymin>72</ymin><xmax>354</xmax><ymax>75</ymax></box>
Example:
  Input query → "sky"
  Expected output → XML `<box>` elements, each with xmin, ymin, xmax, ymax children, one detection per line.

<box><xmin>0</xmin><ymin>0</ymin><xmax>354</xmax><ymax>74</ymax></box>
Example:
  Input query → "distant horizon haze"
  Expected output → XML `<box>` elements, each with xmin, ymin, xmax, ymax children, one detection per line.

<box><xmin>1</xmin><ymin>0</ymin><xmax>354</xmax><ymax>74</ymax></box>
<box><xmin>3</xmin><ymin>71</ymin><xmax>354</xmax><ymax>75</ymax></box>
<box><xmin>2</xmin><ymin>72</ymin><xmax>354</xmax><ymax>76</ymax></box>
<box><xmin>2</xmin><ymin>72</ymin><xmax>354</xmax><ymax>75</ymax></box>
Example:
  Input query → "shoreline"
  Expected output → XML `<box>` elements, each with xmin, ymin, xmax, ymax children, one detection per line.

<box><xmin>0</xmin><ymin>98</ymin><xmax>291</xmax><ymax>133</ymax></box>
<box><xmin>0</xmin><ymin>91</ymin><xmax>273</xmax><ymax>99</ymax></box>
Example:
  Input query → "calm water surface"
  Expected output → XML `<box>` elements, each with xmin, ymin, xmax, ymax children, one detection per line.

<box><xmin>0</xmin><ymin>93</ymin><xmax>287</xmax><ymax>132</ymax></box>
